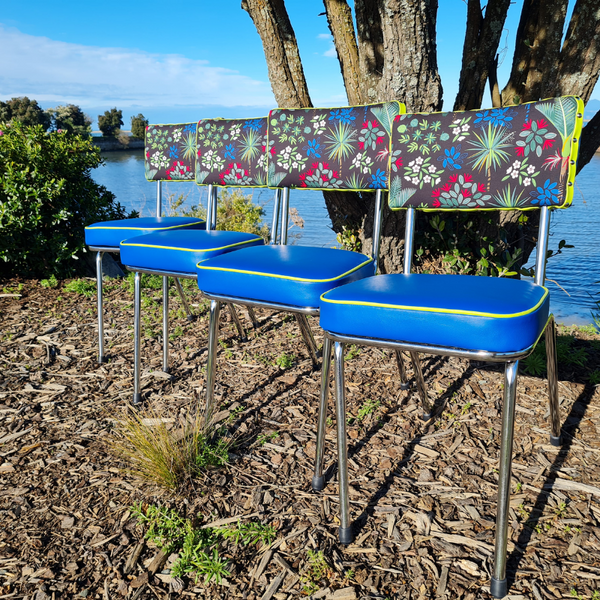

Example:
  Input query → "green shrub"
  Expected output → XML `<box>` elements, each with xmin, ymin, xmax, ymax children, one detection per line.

<box><xmin>0</xmin><ymin>121</ymin><xmax>132</xmax><ymax>278</ymax></box>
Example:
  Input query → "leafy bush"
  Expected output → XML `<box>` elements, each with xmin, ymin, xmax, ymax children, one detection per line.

<box><xmin>130</xmin><ymin>113</ymin><xmax>149</xmax><ymax>139</ymax></box>
<box><xmin>0</xmin><ymin>97</ymin><xmax>50</xmax><ymax>130</ymax></box>
<box><xmin>0</xmin><ymin>121</ymin><xmax>131</xmax><ymax>278</ymax></box>
<box><xmin>98</xmin><ymin>107</ymin><xmax>123</xmax><ymax>137</ymax></box>
<box><xmin>46</xmin><ymin>104</ymin><xmax>92</xmax><ymax>137</ymax></box>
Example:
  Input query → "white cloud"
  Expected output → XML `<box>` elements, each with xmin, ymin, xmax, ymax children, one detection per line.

<box><xmin>323</xmin><ymin>46</ymin><xmax>338</xmax><ymax>58</ymax></box>
<box><xmin>317</xmin><ymin>33</ymin><xmax>332</xmax><ymax>40</ymax></box>
<box><xmin>0</xmin><ymin>25</ymin><xmax>275</xmax><ymax>108</ymax></box>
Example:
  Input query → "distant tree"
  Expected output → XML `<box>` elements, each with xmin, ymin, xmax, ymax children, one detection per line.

<box><xmin>0</xmin><ymin>97</ymin><xmax>50</xmax><ymax>130</ymax></box>
<box><xmin>130</xmin><ymin>113</ymin><xmax>149</xmax><ymax>139</ymax></box>
<box><xmin>98</xmin><ymin>108</ymin><xmax>123</xmax><ymax>137</ymax></box>
<box><xmin>46</xmin><ymin>104</ymin><xmax>92</xmax><ymax>137</ymax></box>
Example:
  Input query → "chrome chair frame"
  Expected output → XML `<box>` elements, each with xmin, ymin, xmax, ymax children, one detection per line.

<box><xmin>201</xmin><ymin>188</ymin><xmax>386</xmax><ymax>428</ymax></box>
<box><xmin>317</xmin><ymin>205</ymin><xmax>562</xmax><ymax>599</ymax></box>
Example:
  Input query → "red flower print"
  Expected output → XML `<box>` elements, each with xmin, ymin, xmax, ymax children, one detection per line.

<box><xmin>463</xmin><ymin>174</ymin><xmax>472</xmax><ymax>183</ymax></box>
<box><xmin>542</xmin><ymin>139</ymin><xmax>554</xmax><ymax>150</ymax></box>
<box><xmin>307</xmin><ymin>169</ymin><xmax>314</xmax><ymax>176</ymax></box>
<box><xmin>333</xmin><ymin>170</ymin><xmax>339</xmax><ymax>178</ymax></box>
<box><xmin>312</xmin><ymin>162</ymin><xmax>319</xmax><ymax>169</ymax></box>
<box><xmin>394</xmin><ymin>114</ymin><xmax>401</xmax><ymax>122</ymax></box>
<box><xmin>537</xmin><ymin>119</ymin><xmax>548</xmax><ymax>129</ymax></box>
<box><xmin>448</xmin><ymin>174</ymin><xmax>459</xmax><ymax>184</ymax></box>
<box><xmin>432</xmin><ymin>188</ymin><xmax>441</xmax><ymax>199</ymax></box>
<box><xmin>433</xmin><ymin>199</ymin><xmax>441</xmax><ymax>208</ymax></box>
<box><xmin>478</xmin><ymin>183</ymin><xmax>486</xmax><ymax>193</ymax></box>
<box><xmin>371</xmin><ymin>120</ymin><xmax>379</xmax><ymax>128</ymax></box>
<box><xmin>515</xmin><ymin>146</ymin><xmax>525</xmax><ymax>157</ymax></box>
<box><xmin>270</xmin><ymin>147</ymin><xmax>276</xmax><ymax>155</ymax></box>
<box><xmin>376</xmin><ymin>136</ymin><xmax>386</xmax><ymax>145</ymax></box>
<box><xmin>358</xmin><ymin>142</ymin><xmax>364</xmax><ymax>150</ymax></box>
<box><xmin>362</xmin><ymin>121</ymin><xmax>368</xmax><ymax>129</ymax></box>
<box><xmin>442</xmin><ymin>182</ymin><xmax>451</xmax><ymax>192</ymax></box>
<box><xmin>395</xmin><ymin>157</ymin><xmax>403</xmax><ymax>167</ymax></box>
<box><xmin>522</xmin><ymin>121</ymin><xmax>532</xmax><ymax>131</ymax></box>
<box><xmin>463</xmin><ymin>188</ymin><xmax>472</xmax><ymax>198</ymax></box>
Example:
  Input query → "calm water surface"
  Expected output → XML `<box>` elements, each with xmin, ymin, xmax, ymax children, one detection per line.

<box><xmin>93</xmin><ymin>150</ymin><xmax>600</xmax><ymax>326</ymax></box>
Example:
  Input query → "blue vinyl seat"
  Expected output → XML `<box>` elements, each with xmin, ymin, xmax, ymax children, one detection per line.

<box><xmin>85</xmin><ymin>122</ymin><xmax>204</xmax><ymax>364</ymax></box>
<box><xmin>196</xmin><ymin>101</ymin><xmax>405</xmax><ymax>434</ymax></box>
<box><xmin>316</xmin><ymin>97</ymin><xmax>585</xmax><ymax>599</ymax></box>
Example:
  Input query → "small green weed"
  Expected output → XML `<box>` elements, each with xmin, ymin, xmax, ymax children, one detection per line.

<box><xmin>64</xmin><ymin>278</ymin><xmax>96</xmax><ymax>297</ymax></box>
<box><xmin>256</xmin><ymin>431</ymin><xmax>280</xmax><ymax>446</ymax></box>
<box><xmin>356</xmin><ymin>398</ymin><xmax>381</xmax><ymax>422</ymax></box>
<box><xmin>40</xmin><ymin>275</ymin><xmax>59</xmax><ymax>289</ymax></box>
<box><xmin>522</xmin><ymin>348</ymin><xmax>546</xmax><ymax>376</ymax></box>
<box><xmin>344</xmin><ymin>344</ymin><xmax>360</xmax><ymax>361</ymax></box>
<box><xmin>300</xmin><ymin>550</ymin><xmax>331</xmax><ymax>595</ymax></box>
<box><xmin>218</xmin><ymin>340</ymin><xmax>233</xmax><ymax>359</ymax></box>
<box><xmin>589</xmin><ymin>369</ymin><xmax>600</xmax><ymax>385</ymax></box>
<box><xmin>170</xmin><ymin>325</ymin><xmax>184</xmax><ymax>340</ymax></box>
<box><xmin>461</xmin><ymin>401</ymin><xmax>472</xmax><ymax>415</ymax></box>
<box><xmin>275</xmin><ymin>353</ymin><xmax>294</xmax><ymax>369</ymax></box>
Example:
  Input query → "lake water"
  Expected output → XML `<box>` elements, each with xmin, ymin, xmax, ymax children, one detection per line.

<box><xmin>92</xmin><ymin>150</ymin><xmax>600</xmax><ymax>326</ymax></box>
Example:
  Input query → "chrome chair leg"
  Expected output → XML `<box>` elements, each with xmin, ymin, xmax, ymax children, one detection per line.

<box><xmin>162</xmin><ymin>276</ymin><xmax>169</xmax><ymax>373</ymax></box>
<box><xmin>174</xmin><ymin>277</ymin><xmax>194</xmax><ymax>322</ymax></box>
<box><xmin>491</xmin><ymin>360</ymin><xmax>519</xmax><ymax>599</ymax></box>
<box><xmin>227</xmin><ymin>303</ymin><xmax>247</xmax><ymax>339</ymax></box>
<box><xmin>295</xmin><ymin>314</ymin><xmax>319</xmax><ymax>366</ymax></box>
<box><xmin>313</xmin><ymin>336</ymin><xmax>332</xmax><ymax>491</ymax></box>
<box><xmin>394</xmin><ymin>350</ymin><xmax>410</xmax><ymax>390</ymax></box>
<box><xmin>409</xmin><ymin>351</ymin><xmax>432</xmax><ymax>419</ymax></box>
<box><xmin>133</xmin><ymin>272</ymin><xmax>142</xmax><ymax>405</ymax></box>
<box><xmin>334</xmin><ymin>341</ymin><xmax>353</xmax><ymax>545</ymax></box>
<box><xmin>545</xmin><ymin>315</ymin><xmax>562</xmax><ymax>446</ymax></box>
<box><xmin>96</xmin><ymin>251</ymin><xmax>105</xmax><ymax>364</ymax></box>
<box><xmin>247</xmin><ymin>306</ymin><xmax>259</xmax><ymax>329</ymax></box>
<box><xmin>204</xmin><ymin>300</ymin><xmax>222</xmax><ymax>429</ymax></box>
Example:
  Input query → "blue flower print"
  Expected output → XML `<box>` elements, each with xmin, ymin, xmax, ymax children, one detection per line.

<box><xmin>224</xmin><ymin>144</ymin><xmax>236</xmax><ymax>160</ymax></box>
<box><xmin>169</xmin><ymin>145</ymin><xmax>179</xmax><ymax>159</ymax></box>
<box><xmin>329</xmin><ymin>108</ymin><xmax>356</xmax><ymax>124</ymax></box>
<box><xmin>244</xmin><ymin>119</ymin><xmax>262</xmax><ymax>131</ymax></box>
<box><xmin>474</xmin><ymin>108</ymin><xmax>515</xmax><ymax>129</ymax></box>
<box><xmin>304</xmin><ymin>138</ymin><xmax>321</xmax><ymax>158</ymax></box>
<box><xmin>183</xmin><ymin>124</ymin><xmax>196</xmax><ymax>133</ymax></box>
<box><xmin>439</xmin><ymin>145</ymin><xmax>465</xmax><ymax>170</ymax></box>
<box><xmin>369</xmin><ymin>168</ymin><xmax>387</xmax><ymax>188</ymax></box>
<box><xmin>530</xmin><ymin>179</ymin><xmax>560</xmax><ymax>206</ymax></box>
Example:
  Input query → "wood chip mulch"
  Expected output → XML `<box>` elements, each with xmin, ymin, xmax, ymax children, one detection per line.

<box><xmin>1</xmin><ymin>277</ymin><xmax>600</xmax><ymax>600</ymax></box>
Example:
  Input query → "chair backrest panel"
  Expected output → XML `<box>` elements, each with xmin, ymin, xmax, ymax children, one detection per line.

<box><xmin>145</xmin><ymin>123</ymin><xmax>198</xmax><ymax>181</ymax></box>
<box><xmin>388</xmin><ymin>96</ymin><xmax>584</xmax><ymax>211</ymax></box>
<box><xmin>267</xmin><ymin>102</ymin><xmax>404</xmax><ymax>191</ymax></box>
<box><xmin>195</xmin><ymin>117</ymin><xmax>268</xmax><ymax>188</ymax></box>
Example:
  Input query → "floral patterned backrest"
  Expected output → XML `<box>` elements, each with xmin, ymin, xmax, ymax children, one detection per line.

<box><xmin>388</xmin><ymin>96</ymin><xmax>584</xmax><ymax>211</ymax></box>
<box><xmin>195</xmin><ymin>117</ymin><xmax>268</xmax><ymax>187</ymax></box>
<box><xmin>267</xmin><ymin>102</ymin><xmax>404</xmax><ymax>191</ymax></box>
<box><xmin>145</xmin><ymin>123</ymin><xmax>197</xmax><ymax>181</ymax></box>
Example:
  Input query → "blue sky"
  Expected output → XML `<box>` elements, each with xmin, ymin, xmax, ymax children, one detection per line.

<box><xmin>1</xmin><ymin>1</ymin><xmax>597</xmax><ymax>128</ymax></box>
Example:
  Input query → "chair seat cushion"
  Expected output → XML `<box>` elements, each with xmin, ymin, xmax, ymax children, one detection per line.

<box><xmin>120</xmin><ymin>230</ymin><xmax>265</xmax><ymax>275</ymax></box>
<box><xmin>197</xmin><ymin>246</ymin><xmax>374</xmax><ymax>310</ymax></box>
<box><xmin>85</xmin><ymin>217</ymin><xmax>205</xmax><ymax>248</ymax></box>
<box><xmin>320</xmin><ymin>274</ymin><xmax>549</xmax><ymax>353</ymax></box>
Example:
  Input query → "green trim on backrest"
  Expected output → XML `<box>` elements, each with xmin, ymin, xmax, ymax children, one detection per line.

<box><xmin>195</xmin><ymin>117</ymin><xmax>268</xmax><ymax>188</ymax></box>
<box><xmin>145</xmin><ymin>123</ymin><xmax>198</xmax><ymax>181</ymax></box>
<box><xmin>266</xmin><ymin>102</ymin><xmax>405</xmax><ymax>191</ymax></box>
<box><xmin>387</xmin><ymin>96</ymin><xmax>584</xmax><ymax>211</ymax></box>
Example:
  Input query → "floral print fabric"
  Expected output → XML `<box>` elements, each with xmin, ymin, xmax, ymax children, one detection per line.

<box><xmin>267</xmin><ymin>102</ymin><xmax>403</xmax><ymax>191</ymax></box>
<box><xmin>388</xmin><ymin>96</ymin><xmax>584</xmax><ymax>210</ymax></box>
<box><xmin>145</xmin><ymin>123</ymin><xmax>197</xmax><ymax>181</ymax></box>
<box><xmin>196</xmin><ymin>118</ymin><xmax>268</xmax><ymax>187</ymax></box>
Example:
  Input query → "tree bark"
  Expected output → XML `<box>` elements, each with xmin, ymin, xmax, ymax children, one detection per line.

<box><xmin>578</xmin><ymin>111</ymin><xmax>600</xmax><ymax>172</ymax></box>
<box><xmin>454</xmin><ymin>0</ymin><xmax>511</xmax><ymax>111</ymax></box>
<box><xmin>241</xmin><ymin>0</ymin><xmax>312</xmax><ymax>107</ymax></box>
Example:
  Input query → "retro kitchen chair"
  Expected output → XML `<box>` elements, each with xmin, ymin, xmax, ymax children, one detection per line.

<box><xmin>85</xmin><ymin>122</ymin><xmax>205</xmax><ymax>364</ymax></box>
<box><xmin>316</xmin><ymin>97</ymin><xmax>584</xmax><ymax>598</ymax></box>
<box><xmin>119</xmin><ymin>117</ymin><xmax>274</xmax><ymax>405</ymax></box>
<box><xmin>196</xmin><ymin>101</ymin><xmax>405</xmax><ymax>429</ymax></box>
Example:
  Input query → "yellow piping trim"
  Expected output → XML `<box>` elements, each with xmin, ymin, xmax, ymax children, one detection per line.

<box><xmin>390</xmin><ymin>95</ymin><xmax>585</xmax><ymax>212</ymax></box>
<box><xmin>85</xmin><ymin>220</ymin><xmax>204</xmax><ymax>231</ymax></box>
<box><xmin>320</xmin><ymin>286</ymin><xmax>549</xmax><ymax>319</ymax></box>
<box><xmin>121</xmin><ymin>238</ymin><xmax>261</xmax><ymax>252</ymax></box>
<box><xmin>266</xmin><ymin>101</ymin><xmax>406</xmax><ymax>190</ymax></box>
<box><xmin>197</xmin><ymin>256</ymin><xmax>374</xmax><ymax>282</ymax></box>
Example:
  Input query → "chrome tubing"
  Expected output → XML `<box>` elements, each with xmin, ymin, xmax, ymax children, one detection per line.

<box><xmin>295</xmin><ymin>314</ymin><xmax>319</xmax><ymax>366</ymax></box>
<box><xmin>162</xmin><ymin>276</ymin><xmax>169</xmax><ymax>373</ymax></box>
<box><xmin>409</xmin><ymin>351</ymin><xmax>432</xmax><ymax>419</ymax></box>
<box><xmin>211</xmin><ymin>185</ymin><xmax>218</xmax><ymax>230</ymax></box>
<box><xmin>371</xmin><ymin>190</ymin><xmax>384</xmax><ymax>275</ymax></box>
<box><xmin>403</xmin><ymin>207</ymin><xmax>416</xmax><ymax>275</ymax></box>
<box><xmin>206</xmin><ymin>184</ymin><xmax>214</xmax><ymax>231</ymax></box>
<box><xmin>334</xmin><ymin>341</ymin><xmax>353</xmax><ymax>544</ymax></box>
<box><xmin>535</xmin><ymin>206</ymin><xmax>551</xmax><ymax>286</ymax></box>
<box><xmin>246</xmin><ymin>306</ymin><xmax>259</xmax><ymax>328</ymax></box>
<box><xmin>270</xmin><ymin>189</ymin><xmax>282</xmax><ymax>245</ymax></box>
<box><xmin>394</xmin><ymin>350</ymin><xmax>409</xmax><ymax>390</ymax></box>
<box><xmin>545</xmin><ymin>315</ymin><xmax>562</xmax><ymax>445</ymax></box>
<box><xmin>313</xmin><ymin>336</ymin><xmax>332</xmax><ymax>491</ymax></box>
<box><xmin>96</xmin><ymin>251</ymin><xmax>105</xmax><ymax>364</ymax></box>
<box><xmin>204</xmin><ymin>300</ymin><xmax>222</xmax><ymax>429</ymax></box>
<box><xmin>491</xmin><ymin>360</ymin><xmax>519</xmax><ymax>599</ymax></box>
<box><xmin>281</xmin><ymin>188</ymin><xmax>290</xmax><ymax>245</ymax></box>
<box><xmin>156</xmin><ymin>180</ymin><xmax>162</xmax><ymax>217</ymax></box>
<box><xmin>174</xmin><ymin>278</ymin><xmax>194</xmax><ymax>321</ymax></box>
<box><xmin>133</xmin><ymin>272</ymin><xmax>142</xmax><ymax>405</ymax></box>
<box><xmin>227</xmin><ymin>303</ymin><xmax>247</xmax><ymax>340</ymax></box>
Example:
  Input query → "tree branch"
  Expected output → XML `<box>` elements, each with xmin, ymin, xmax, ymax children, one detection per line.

<box><xmin>322</xmin><ymin>0</ymin><xmax>363</xmax><ymax>105</ymax></box>
<box><xmin>454</xmin><ymin>0</ymin><xmax>511</xmax><ymax>110</ymax></box>
<box><xmin>577</xmin><ymin>111</ymin><xmax>600</xmax><ymax>173</ymax></box>
<box><xmin>241</xmin><ymin>0</ymin><xmax>312</xmax><ymax>107</ymax></box>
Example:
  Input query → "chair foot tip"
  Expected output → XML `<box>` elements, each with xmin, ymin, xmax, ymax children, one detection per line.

<box><xmin>311</xmin><ymin>476</ymin><xmax>325</xmax><ymax>492</ymax></box>
<box><xmin>133</xmin><ymin>393</ymin><xmax>142</xmax><ymax>406</ymax></box>
<box><xmin>490</xmin><ymin>577</ymin><xmax>507</xmax><ymax>598</ymax></box>
<box><xmin>98</xmin><ymin>357</ymin><xmax>105</xmax><ymax>365</ymax></box>
<box><xmin>186</xmin><ymin>315</ymin><xmax>194</xmax><ymax>322</ymax></box>
<box><xmin>420</xmin><ymin>412</ymin><xmax>432</xmax><ymax>422</ymax></box>
<box><xmin>400</xmin><ymin>383</ymin><xmax>410</xmax><ymax>390</ymax></box>
<box><xmin>550</xmin><ymin>434</ymin><xmax>562</xmax><ymax>447</ymax></box>
<box><xmin>338</xmin><ymin>526</ymin><xmax>353</xmax><ymax>545</ymax></box>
